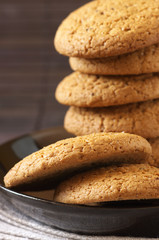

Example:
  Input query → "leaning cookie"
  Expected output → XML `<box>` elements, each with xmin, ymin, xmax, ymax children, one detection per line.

<box><xmin>148</xmin><ymin>138</ymin><xmax>159</xmax><ymax>168</ymax></box>
<box><xmin>4</xmin><ymin>132</ymin><xmax>151</xmax><ymax>188</ymax></box>
<box><xmin>54</xmin><ymin>164</ymin><xmax>159</xmax><ymax>204</ymax></box>
<box><xmin>54</xmin><ymin>0</ymin><xmax>159</xmax><ymax>58</ymax></box>
<box><xmin>64</xmin><ymin>99</ymin><xmax>159</xmax><ymax>139</ymax></box>
<box><xmin>55</xmin><ymin>72</ymin><xmax>159</xmax><ymax>107</ymax></box>
<box><xmin>69</xmin><ymin>44</ymin><xmax>159</xmax><ymax>75</ymax></box>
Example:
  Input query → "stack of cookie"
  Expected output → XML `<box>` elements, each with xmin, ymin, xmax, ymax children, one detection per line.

<box><xmin>54</xmin><ymin>0</ymin><xmax>159</xmax><ymax>167</ymax></box>
<box><xmin>3</xmin><ymin>0</ymin><xmax>159</xmax><ymax>208</ymax></box>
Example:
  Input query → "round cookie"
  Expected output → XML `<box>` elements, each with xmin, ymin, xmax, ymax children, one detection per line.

<box><xmin>148</xmin><ymin>137</ymin><xmax>159</xmax><ymax>168</ymax></box>
<box><xmin>64</xmin><ymin>100</ymin><xmax>159</xmax><ymax>138</ymax></box>
<box><xmin>55</xmin><ymin>72</ymin><xmax>159</xmax><ymax>107</ymax></box>
<box><xmin>54</xmin><ymin>0</ymin><xmax>159</xmax><ymax>58</ymax></box>
<box><xmin>54</xmin><ymin>164</ymin><xmax>159</xmax><ymax>204</ymax></box>
<box><xmin>69</xmin><ymin>43</ymin><xmax>159</xmax><ymax>75</ymax></box>
<box><xmin>4</xmin><ymin>132</ymin><xmax>151</xmax><ymax>188</ymax></box>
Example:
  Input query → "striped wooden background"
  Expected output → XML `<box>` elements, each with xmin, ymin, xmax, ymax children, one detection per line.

<box><xmin>0</xmin><ymin>0</ymin><xmax>87</xmax><ymax>144</ymax></box>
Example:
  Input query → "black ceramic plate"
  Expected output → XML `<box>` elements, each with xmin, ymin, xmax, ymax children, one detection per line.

<box><xmin>0</xmin><ymin>127</ymin><xmax>159</xmax><ymax>237</ymax></box>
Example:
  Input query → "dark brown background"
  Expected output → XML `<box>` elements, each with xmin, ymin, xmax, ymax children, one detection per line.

<box><xmin>0</xmin><ymin>0</ymin><xmax>87</xmax><ymax>144</ymax></box>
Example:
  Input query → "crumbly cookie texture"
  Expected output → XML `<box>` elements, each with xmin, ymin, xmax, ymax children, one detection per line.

<box><xmin>148</xmin><ymin>137</ymin><xmax>159</xmax><ymax>168</ymax></box>
<box><xmin>54</xmin><ymin>164</ymin><xmax>159</xmax><ymax>204</ymax></box>
<box><xmin>69</xmin><ymin>43</ymin><xmax>159</xmax><ymax>75</ymax></box>
<box><xmin>54</xmin><ymin>0</ymin><xmax>159</xmax><ymax>58</ymax></box>
<box><xmin>64</xmin><ymin>100</ymin><xmax>159</xmax><ymax>139</ymax></box>
<box><xmin>55</xmin><ymin>72</ymin><xmax>159</xmax><ymax>107</ymax></box>
<box><xmin>4</xmin><ymin>132</ymin><xmax>151</xmax><ymax>188</ymax></box>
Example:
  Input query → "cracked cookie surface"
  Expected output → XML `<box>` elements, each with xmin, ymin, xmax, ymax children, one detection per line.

<box><xmin>55</xmin><ymin>72</ymin><xmax>159</xmax><ymax>107</ymax></box>
<box><xmin>54</xmin><ymin>164</ymin><xmax>159</xmax><ymax>204</ymax></box>
<box><xmin>69</xmin><ymin>44</ymin><xmax>159</xmax><ymax>75</ymax></box>
<box><xmin>4</xmin><ymin>132</ymin><xmax>151</xmax><ymax>188</ymax></box>
<box><xmin>54</xmin><ymin>0</ymin><xmax>159</xmax><ymax>58</ymax></box>
<box><xmin>64</xmin><ymin>100</ymin><xmax>159</xmax><ymax>138</ymax></box>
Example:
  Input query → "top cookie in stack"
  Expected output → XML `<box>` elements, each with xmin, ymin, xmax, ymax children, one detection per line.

<box><xmin>54</xmin><ymin>0</ymin><xmax>159</xmax><ymax>140</ymax></box>
<box><xmin>54</xmin><ymin>0</ymin><xmax>159</xmax><ymax>59</ymax></box>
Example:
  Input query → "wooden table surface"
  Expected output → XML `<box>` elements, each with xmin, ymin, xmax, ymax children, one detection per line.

<box><xmin>0</xmin><ymin>0</ymin><xmax>87</xmax><ymax>144</ymax></box>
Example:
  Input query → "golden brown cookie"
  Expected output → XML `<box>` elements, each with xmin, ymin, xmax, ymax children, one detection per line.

<box><xmin>4</xmin><ymin>132</ymin><xmax>151</xmax><ymax>188</ymax></box>
<box><xmin>148</xmin><ymin>138</ymin><xmax>159</xmax><ymax>168</ymax></box>
<box><xmin>54</xmin><ymin>164</ymin><xmax>159</xmax><ymax>204</ymax></box>
<box><xmin>69</xmin><ymin>44</ymin><xmax>159</xmax><ymax>75</ymax></box>
<box><xmin>54</xmin><ymin>0</ymin><xmax>159</xmax><ymax>58</ymax></box>
<box><xmin>55</xmin><ymin>72</ymin><xmax>159</xmax><ymax>107</ymax></box>
<box><xmin>64</xmin><ymin>100</ymin><xmax>159</xmax><ymax>138</ymax></box>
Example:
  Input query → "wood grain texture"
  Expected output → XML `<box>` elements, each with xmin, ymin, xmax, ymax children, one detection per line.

<box><xmin>0</xmin><ymin>0</ymin><xmax>87</xmax><ymax>144</ymax></box>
